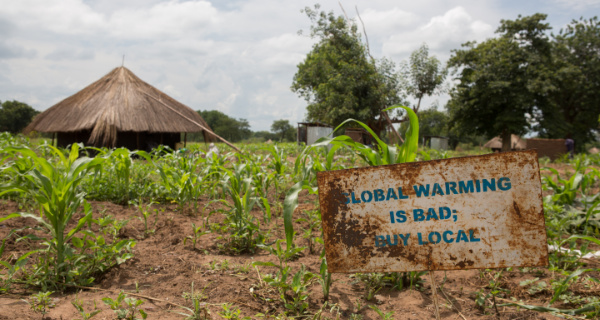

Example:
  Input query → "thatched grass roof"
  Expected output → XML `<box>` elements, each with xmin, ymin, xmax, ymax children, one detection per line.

<box><xmin>25</xmin><ymin>66</ymin><xmax>218</xmax><ymax>147</ymax></box>
<box><xmin>483</xmin><ymin>134</ymin><xmax>526</xmax><ymax>150</ymax></box>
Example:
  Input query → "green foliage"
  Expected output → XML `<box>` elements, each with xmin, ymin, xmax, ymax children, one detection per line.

<box><xmin>283</xmin><ymin>105</ymin><xmax>418</xmax><ymax>250</ymax></box>
<box><xmin>26</xmin><ymin>291</ymin><xmax>55</xmax><ymax>317</ymax></box>
<box><xmin>184</xmin><ymin>223</ymin><xmax>210</xmax><ymax>251</ymax></box>
<box><xmin>72</xmin><ymin>296</ymin><xmax>101</xmax><ymax>320</ymax></box>
<box><xmin>292</xmin><ymin>4</ymin><xmax>402</xmax><ymax>135</ymax></box>
<box><xmin>219</xmin><ymin>303</ymin><xmax>250</xmax><ymax>319</ymax></box>
<box><xmin>0</xmin><ymin>145</ymin><xmax>100</xmax><ymax>287</ymax></box>
<box><xmin>0</xmin><ymin>144</ymin><xmax>135</xmax><ymax>290</ymax></box>
<box><xmin>137</xmin><ymin>202</ymin><xmax>160</xmax><ymax>237</ymax></box>
<box><xmin>400</xmin><ymin>43</ymin><xmax>447</xmax><ymax>112</ymax></box>
<box><xmin>369</xmin><ymin>305</ymin><xmax>395</xmax><ymax>320</ymax></box>
<box><xmin>171</xmin><ymin>282</ymin><xmax>210</xmax><ymax>320</ymax></box>
<box><xmin>448</xmin><ymin>14</ymin><xmax>552</xmax><ymax>151</ymax></box>
<box><xmin>210</xmin><ymin>164</ymin><xmax>267</xmax><ymax>253</ymax></box>
<box><xmin>102</xmin><ymin>292</ymin><xmax>147</xmax><ymax>320</ymax></box>
<box><xmin>0</xmin><ymin>100</ymin><xmax>39</xmax><ymax>134</ymax></box>
<box><xmin>254</xmin><ymin>253</ymin><xmax>315</xmax><ymax>316</ymax></box>
<box><xmin>537</xmin><ymin>17</ymin><xmax>600</xmax><ymax>150</ymax></box>
<box><xmin>193</xmin><ymin>110</ymin><xmax>251</xmax><ymax>142</ymax></box>
<box><xmin>271</xmin><ymin>120</ymin><xmax>293</xmax><ymax>142</ymax></box>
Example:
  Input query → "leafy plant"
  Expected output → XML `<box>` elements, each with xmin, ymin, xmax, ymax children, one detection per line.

<box><xmin>219</xmin><ymin>303</ymin><xmax>251</xmax><ymax>319</ymax></box>
<box><xmin>26</xmin><ymin>291</ymin><xmax>55</xmax><ymax>318</ymax></box>
<box><xmin>102</xmin><ymin>291</ymin><xmax>148</xmax><ymax>320</ymax></box>
<box><xmin>317</xmin><ymin>254</ymin><xmax>333</xmax><ymax>301</ymax></box>
<box><xmin>171</xmin><ymin>282</ymin><xmax>210</xmax><ymax>320</ymax></box>
<box><xmin>184</xmin><ymin>223</ymin><xmax>210</xmax><ymax>251</ymax></box>
<box><xmin>137</xmin><ymin>202</ymin><xmax>159</xmax><ymax>237</ymax></box>
<box><xmin>211</xmin><ymin>169</ymin><xmax>266</xmax><ymax>253</ymax></box>
<box><xmin>254</xmin><ymin>241</ymin><xmax>315</xmax><ymax>316</ymax></box>
<box><xmin>0</xmin><ymin>144</ymin><xmax>134</xmax><ymax>289</ymax></box>
<box><xmin>0</xmin><ymin>238</ymin><xmax>30</xmax><ymax>292</ymax></box>
<box><xmin>283</xmin><ymin>105</ymin><xmax>419</xmax><ymax>254</ymax></box>
<box><xmin>72</xmin><ymin>296</ymin><xmax>101</xmax><ymax>320</ymax></box>
<box><xmin>369</xmin><ymin>305</ymin><xmax>395</xmax><ymax>320</ymax></box>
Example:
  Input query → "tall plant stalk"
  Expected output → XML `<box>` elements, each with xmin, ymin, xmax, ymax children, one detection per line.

<box><xmin>0</xmin><ymin>144</ymin><xmax>104</xmax><ymax>287</ymax></box>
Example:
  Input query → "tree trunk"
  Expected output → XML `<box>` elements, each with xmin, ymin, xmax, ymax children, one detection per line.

<box><xmin>501</xmin><ymin>129</ymin><xmax>512</xmax><ymax>152</ymax></box>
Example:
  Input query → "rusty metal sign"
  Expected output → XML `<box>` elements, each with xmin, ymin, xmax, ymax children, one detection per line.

<box><xmin>317</xmin><ymin>150</ymin><xmax>548</xmax><ymax>273</ymax></box>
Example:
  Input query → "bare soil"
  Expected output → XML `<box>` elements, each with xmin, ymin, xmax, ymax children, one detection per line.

<box><xmin>0</xmin><ymin>189</ymin><xmax>597</xmax><ymax>319</ymax></box>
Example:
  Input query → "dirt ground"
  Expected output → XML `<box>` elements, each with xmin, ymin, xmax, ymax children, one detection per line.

<box><xmin>0</xmin><ymin>164</ymin><xmax>597</xmax><ymax>319</ymax></box>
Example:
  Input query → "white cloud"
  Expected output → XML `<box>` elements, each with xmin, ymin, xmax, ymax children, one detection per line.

<box><xmin>107</xmin><ymin>1</ymin><xmax>218</xmax><ymax>39</ymax></box>
<box><xmin>359</xmin><ymin>7</ymin><xmax>420</xmax><ymax>37</ymax></box>
<box><xmin>1</xmin><ymin>0</ymin><xmax>598</xmax><ymax>131</ymax></box>
<box><xmin>0</xmin><ymin>0</ymin><xmax>105</xmax><ymax>35</ymax></box>
<box><xmin>382</xmin><ymin>6</ymin><xmax>494</xmax><ymax>60</ymax></box>
<box><xmin>553</xmin><ymin>0</ymin><xmax>600</xmax><ymax>10</ymax></box>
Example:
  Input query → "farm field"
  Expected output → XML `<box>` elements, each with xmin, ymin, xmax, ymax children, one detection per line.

<box><xmin>0</xmin><ymin>132</ymin><xmax>599</xmax><ymax>319</ymax></box>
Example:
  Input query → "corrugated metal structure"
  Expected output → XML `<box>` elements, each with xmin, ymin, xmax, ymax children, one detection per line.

<box><xmin>423</xmin><ymin>136</ymin><xmax>450</xmax><ymax>150</ymax></box>
<box><xmin>317</xmin><ymin>150</ymin><xmax>548</xmax><ymax>273</ymax></box>
<box><xmin>297</xmin><ymin>122</ymin><xmax>333</xmax><ymax>146</ymax></box>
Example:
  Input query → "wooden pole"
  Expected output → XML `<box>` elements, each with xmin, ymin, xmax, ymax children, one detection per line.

<box><xmin>381</xmin><ymin>111</ymin><xmax>404</xmax><ymax>144</ymax></box>
<box><xmin>429</xmin><ymin>271</ymin><xmax>441</xmax><ymax>320</ymax></box>
<box><xmin>184</xmin><ymin>132</ymin><xmax>187</xmax><ymax>148</ymax></box>
<box><xmin>140</xmin><ymin>91</ymin><xmax>241</xmax><ymax>152</ymax></box>
<box><xmin>52</xmin><ymin>132</ymin><xmax>56</xmax><ymax>147</ymax></box>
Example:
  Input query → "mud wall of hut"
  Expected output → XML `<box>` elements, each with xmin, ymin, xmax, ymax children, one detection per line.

<box><xmin>526</xmin><ymin>138</ymin><xmax>567</xmax><ymax>160</ymax></box>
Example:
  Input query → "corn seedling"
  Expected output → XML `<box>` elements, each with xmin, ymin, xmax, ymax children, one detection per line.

<box><xmin>184</xmin><ymin>223</ymin><xmax>210</xmax><ymax>251</ymax></box>
<box><xmin>283</xmin><ymin>105</ymin><xmax>419</xmax><ymax>253</ymax></box>
<box><xmin>0</xmin><ymin>144</ymin><xmax>119</xmax><ymax>289</ymax></box>
<box><xmin>137</xmin><ymin>202</ymin><xmax>159</xmax><ymax>237</ymax></box>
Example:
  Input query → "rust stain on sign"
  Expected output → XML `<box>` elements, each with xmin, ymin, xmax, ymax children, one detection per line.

<box><xmin>317</xmin><ymin>150</ymin><xmax>548</xmax><ymax>273</ymax></box>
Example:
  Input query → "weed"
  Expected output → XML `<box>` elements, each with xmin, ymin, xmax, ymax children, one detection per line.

<box><xmin>219</xmin><ymin>303</ymin><xmax>251</xmax><ymax>319</ymax></box>
<box><xmin>184</xmin><ymin>223</ymin><xmax>210</xmax><ymax>251</ymax></box>
<box><xmin>72</xmin><ymin>296</ymin><xmax>101</xmax><ymax>320</ymax></box>
<box><xmin>25</xmin><ymin>291</ymin><xmax>55</xmax><ymax>318</ymax></box>
<box><xmin>369</xmin><ymin>305</ymin><xmax>395</xmax><ymax>320</ymax></box>
<box><xmin>137</xmin><ymin>202</ymin><xmax>159</xmax><ymax>237</ymax></box>
<box><xmin>172</xmin><ymin>282</ymin><xmax>211</xmax><ymax>320</ymax></box>
<box><xmin>102</xmin><ymin>291</ymin><xmax>147</xmax><ymax>320</ymax></box>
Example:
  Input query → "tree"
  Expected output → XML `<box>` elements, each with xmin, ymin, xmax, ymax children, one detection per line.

<box><xmin>0</xmin><ymin>100</ymin><xmax>39</xmax><ymax>134</ymax></box>
<box><xmin>194</xmin><ymin>110</ymin><xmax>251</xmax><ymax>142</ymax></box>
<box><xmin>291</xmin><ymin>5</ymin><xmax>402</xmax><ymax>136</ymax></box>
<box><xmin>535</xmin><ymin>17</ymin><xmax>600</xmax><ymax>150</ymax></box>
<box><xmin>447</xmin><ymin>14</ymin><xmax>552</xmax><ymax>151</ymax></box>
<box><xmin>271</xmin><ymin>119</ymin><xmax>292</xmax><ymax>142</ymax></box>
<box><xmin>400</xmin><ymin>44</ymin><xmax>447</xmax><ymax>113</ymax></box>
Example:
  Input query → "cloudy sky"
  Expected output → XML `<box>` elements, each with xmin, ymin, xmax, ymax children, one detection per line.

<box><xmin>1</xmin><ymin>0</ymin><xmax>598</xmax><ymax>132</ymax></box>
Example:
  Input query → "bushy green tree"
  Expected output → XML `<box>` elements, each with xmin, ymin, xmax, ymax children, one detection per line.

<box><xmin>400</xmin><ymin>44</ymin><xmax>447</xmax><ymax>113</ymax></box>
<box><xmin>447</xmin><ymin>14</ymin><xmax>552</xmax><ymax>151</ymax></box>
<box><xmin>291</xmin><ymin>5</ymin><xmax>402</xmax><ymax>136</ymax></box>
<box><xmin>0</xmin><ymin>100</ymin><xmax>39</xmax><ymax>134</ymax></box>
<box><xmin>536</xmin><ymin>17</ymin><xmax>600</xmax><ymax>150</ymax></box>
<box><xmin>271</xmin><ymin>120</ymin><xmax>292</xmax><ymax>142</ymax></box>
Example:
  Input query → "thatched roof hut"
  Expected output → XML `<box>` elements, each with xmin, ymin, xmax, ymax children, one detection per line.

<box><xmin>25</xmin><ymin>66</ymin><xmax>228</xmax><ymax>151</ymax></box>
<box><xmin>483</xmin><ymin>134</ymin><xmax>526</xmax><ymax>151</ymax></box>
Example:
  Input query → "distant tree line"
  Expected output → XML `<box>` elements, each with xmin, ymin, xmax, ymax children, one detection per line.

<box><xmin>187</xmin><ymin>110</ymin><xmax>296</xmax><ymax>143</ymax></box>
